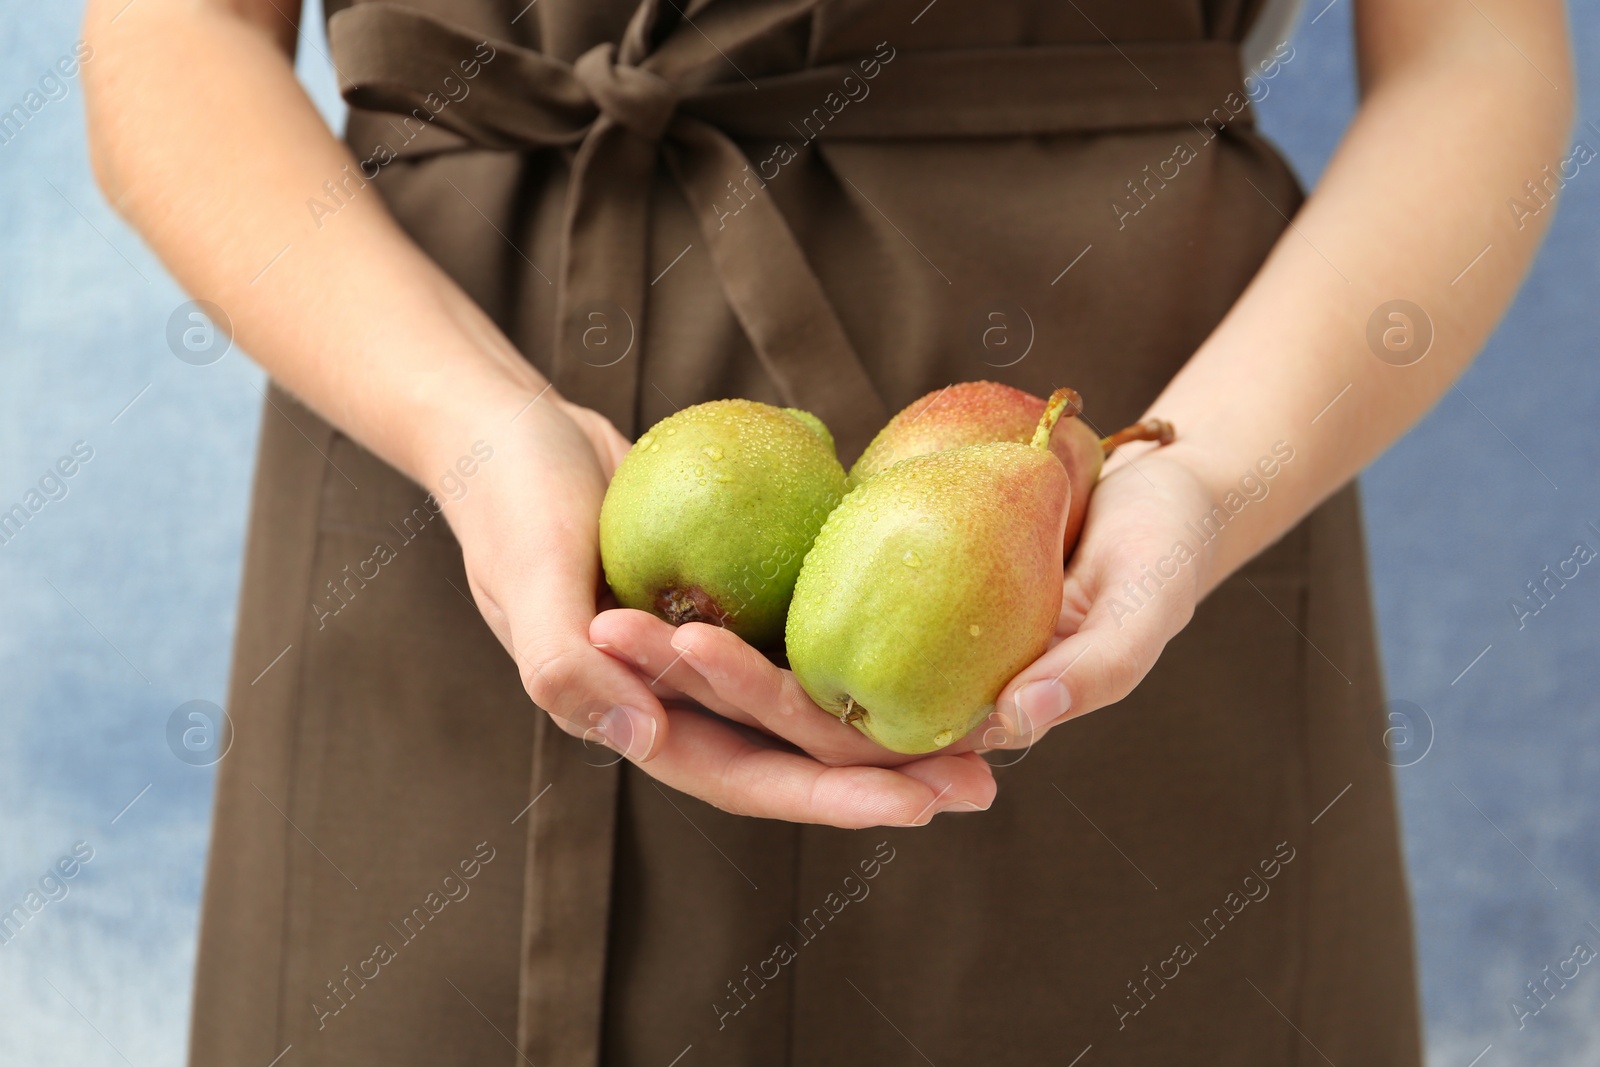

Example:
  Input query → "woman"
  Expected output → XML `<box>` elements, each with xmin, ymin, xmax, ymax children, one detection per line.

<box><xmin>82</xmin><ymin>0</ymin><xmax>1572</xmax><ymax>1063</ymax></box>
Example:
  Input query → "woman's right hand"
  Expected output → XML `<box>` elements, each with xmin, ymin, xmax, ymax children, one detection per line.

<box><xmin>435</xmin><ymin>389</ymin><xmax>996</xmax><ymax>829</ymax></box>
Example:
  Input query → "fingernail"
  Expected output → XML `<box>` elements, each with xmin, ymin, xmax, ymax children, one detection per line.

<box><xmin>941</xmin><ymin>800</ymin><xmax>989</xmax><ymax>813</ymax></box>
<box><xmin>1013</xmin><ymin>680</ymin><xmax>1070</xmax><ymax>739</ymax></box>
<box><xmin>595</xmin><ymin>642</ymin><xmax>644</xmax><ymax>669</ymax></box>
<box><xmin>889</xmin><ymin>805</ymin><xmax>937</xmax><ymax>828</ymax></box>
<box><xmin>598</xmin><ymin>705</ymin><xmax>656</xmax><ymax>761</ymax></box>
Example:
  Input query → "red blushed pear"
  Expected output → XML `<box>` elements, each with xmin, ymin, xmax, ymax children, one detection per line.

<box><xmin>847</xmin><ymin>380</ymin><xmax>1049</xmax><ymax>488</ymax></box>
<box><xmin>848</xmin><ymin>380</ymin><xmax>1173</xmax><ymax>551</ymax></box>
<box><xmin>786</xmin><ymin>392</ymin><xmax>1077</xmax><ymax>754</ymax></box>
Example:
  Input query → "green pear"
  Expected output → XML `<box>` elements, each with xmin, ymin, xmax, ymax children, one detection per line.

<box><xmin>786</xmin><ymin>391</ymin><xmax>1078</xmax><ymax>754</ymax></box>
<box><xmin>849</xmin><ymin>380</ymin><xmax>1172</xmax><ymax>551</ymax></box>
<box><xmin>599</xmin><ymin>399</ymin><xmax>845</xmax><ymax>647</ymax></box>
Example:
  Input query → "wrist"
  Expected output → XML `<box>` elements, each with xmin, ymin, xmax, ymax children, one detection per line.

<box><xmin>397</xmin><ymin>356</ymin><xmax>551</xmax><ymax>492</ymax></box>
<box><xmin>1124</xmin><ymin>434</ymin><xmax>1304</xmax><ymax>597</ymax></box>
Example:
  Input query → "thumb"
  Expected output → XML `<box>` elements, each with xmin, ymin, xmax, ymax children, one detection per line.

<box><xmin>991</xmin><ymin>574</ymin><xmax>1195</xmax><ymax>747</ymax></box>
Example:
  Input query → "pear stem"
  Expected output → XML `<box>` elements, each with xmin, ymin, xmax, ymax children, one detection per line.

<box><xmin>1030</xmin><ymin>387</ymin><xmax>1084</xmax><ymax>450</ymax></box>
<box><xmin>1100</xmin><ymin>418</ymin><xmax>1175</xmax><ymax>456</ymax></box>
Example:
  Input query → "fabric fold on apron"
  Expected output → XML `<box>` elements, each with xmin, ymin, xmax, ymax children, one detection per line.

<box><xmin>325</xmin><ymin>5</ymin><xmax>1256</xmax><ymax>1064</ymax></box>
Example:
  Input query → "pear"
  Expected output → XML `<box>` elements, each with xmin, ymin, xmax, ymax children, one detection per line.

<box><xmin>849</xmin><ymin>380</ymin><xmax>1173</xmax><ymax>550</ymax></box>
<box><xmin>786</xmin><ymin>390</ymin><xmax>1079</xmax><ymax>754</ymax></box>
<box><xmin>848</xmin><ymin>380</ymin><xmax>1062</xmax><ymax>486</ymax></box>
<box><xmin>599</xmin><ymin>400</ymin><xmax>845</xmax><ymax>647</ymax></box>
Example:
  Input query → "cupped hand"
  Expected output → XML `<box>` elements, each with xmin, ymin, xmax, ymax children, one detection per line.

<box><xmin>439</xmin><ymin>392</ymin><xmax>994</xmax><ymax>827</ymax></box>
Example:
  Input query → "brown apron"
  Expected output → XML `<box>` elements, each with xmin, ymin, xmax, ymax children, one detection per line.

<box><xmin>189</xmin><ymin>1</ymin><xmax>1423</xmax><ymax>1064</ymax></box>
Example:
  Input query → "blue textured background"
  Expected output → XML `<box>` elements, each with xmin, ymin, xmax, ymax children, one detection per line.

<box><xmin>1</xmin><ymin>2</ymin><xmax>1596</xmax><ymax>1063</ymax></box>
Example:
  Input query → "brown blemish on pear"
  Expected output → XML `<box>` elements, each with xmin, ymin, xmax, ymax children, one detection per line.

<box><xmin>655</xmin><ymin>584</ymin><xmax>731</xmax><ymax>628</ymax></box>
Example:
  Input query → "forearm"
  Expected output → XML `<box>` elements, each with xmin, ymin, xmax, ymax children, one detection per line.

<box><xmin>82</xmin><ymin>0</ymin><xmax>542</xmax><ymax>486</ymax></box>
<box><xmin>1139</xmin><ymin>0</ymin><xmax>1574</xmax><ymax>595</ymax></box>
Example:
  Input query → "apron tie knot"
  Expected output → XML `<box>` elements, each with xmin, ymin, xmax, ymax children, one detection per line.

<box><xmin>572</xmin><ymin>41</ymin><xmax>679</xmax><ymax>142</ymax></box>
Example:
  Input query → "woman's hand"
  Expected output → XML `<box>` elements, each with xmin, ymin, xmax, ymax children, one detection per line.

<box><xmin>440</xmin><ymin>393</ymin><xmax>996</xmax><ymax>827</ymax></box>
<box><xmin>595</xmin><ymin>449</ymin><xmax>1217</xmax><ymax>767</ymax></box>
<box><xmin>981</xmin><ymin>451</ymin><xmax>1216</xmax><ymax>753</ymax></box>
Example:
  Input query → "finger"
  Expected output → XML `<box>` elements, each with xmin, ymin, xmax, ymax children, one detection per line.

<box><xmin>893</xmin><ymin>749</ymin><xmax>997</xmax><ymax>801</ymax></box>
<box><xmin>669</xmin><ymin>622</ymin><xmax>932</xmax><ymax>767</ymax></box>
<box><xmin>625</xmin><ymin>706</ymin><xmax>996</xmax><ymax>827</ymax></box>
<box><xmin>590</xmin><ymin>609</ymin><xmax>743</xmax><ymax>715</ymax></box>
<box><xmin>990</xmin><ymin>564</ymin><xmax>1193</xmax><ymax>749</ymax></box>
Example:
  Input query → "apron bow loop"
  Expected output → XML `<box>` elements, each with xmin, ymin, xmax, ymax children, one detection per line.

<box><xmin>572</xmin><ymin>42</ymin><xmax>679</xmax><ymax>143</ymax></box>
